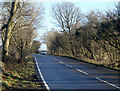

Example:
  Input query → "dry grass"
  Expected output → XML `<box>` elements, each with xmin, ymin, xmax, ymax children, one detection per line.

<box><xmin>2</xmin><ymin>56</ymin><xmax>44</xmax><ymax>90</ymax></box>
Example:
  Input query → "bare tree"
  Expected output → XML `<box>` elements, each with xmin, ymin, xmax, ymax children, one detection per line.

<box><xmin>51</xmin><ymin>2</ymin><xmax>83</xmax><ymax>33</ymax></box>
<box><xmin>1</xmin><ymin>1</ymin><xmax>18</xmax><ymax>61</ymax></box>
<box><xmin>51</xmin><ymin>2</ymin><xmax>83</xmax><ymax>55</ymax></box>
<box><xmin>0</xmin><ymin>1</ymin><xmax>44</xmax><ymax>61</ymax></box>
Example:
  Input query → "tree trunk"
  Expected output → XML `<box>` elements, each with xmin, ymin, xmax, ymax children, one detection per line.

<box><xmin>2</xmin><ymin>1</ymin><xmax>18</xmax><ymax>61</ymax></box>
<box><xmin>2</xmin><ymin>25</ymin><xmax>12</xmax><ymax>57</ymax></box>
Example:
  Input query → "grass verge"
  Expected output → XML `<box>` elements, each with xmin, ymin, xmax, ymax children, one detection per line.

<box><xmin>2</xmin><ymin>56</ymin><xmax>45</xmax><ymax>90</ymax></box>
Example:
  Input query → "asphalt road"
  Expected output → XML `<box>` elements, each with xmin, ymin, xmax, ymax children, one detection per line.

<box><xmin>32</xmin><ymin>54</ymin><xmax>120</xmax><ymax>91</ymax></box>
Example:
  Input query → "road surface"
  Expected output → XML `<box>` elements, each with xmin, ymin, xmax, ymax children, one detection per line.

<box><xmin>32</xmin><ymin>54</ymin><xmax>120</xmax><ymax>91</ymax></box>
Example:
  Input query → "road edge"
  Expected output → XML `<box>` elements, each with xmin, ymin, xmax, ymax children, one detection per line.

<box><xmin>33</xmin><ymin>56</ymin><xmax>50</xmax><ymax>91</ymax></box>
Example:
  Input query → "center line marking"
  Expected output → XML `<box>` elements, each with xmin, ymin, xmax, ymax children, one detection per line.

<box><xmin>51</xmin><ymin>57</ymin><xmax>55</xmax><ymax>60</ymax></box>
<box><xmin>96</xmin><ymin>77</ymin><xmax>120</xmax><ymax>89</ymax></box>
<box><xmin>65</xmin><ymin>64</ymin><xmax>73</xmax><ymax>68</ymax></box>
<box><xmin>76</xmin><ymin>69</ymin><xmax>88</xmax><ymax>75</ymax></box>
<box><xmin>52</xmin><ymin>57</ymin><xmax>57</xmax><ymax>61</ymax></box>
<box><xmin>59</xmin><ymin>61</ymin><xmax>64</xmax><ymax>64</ymax></box>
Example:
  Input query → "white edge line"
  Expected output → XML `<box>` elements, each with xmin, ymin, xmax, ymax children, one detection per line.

<box><xmin>33</xmin><ymin>56</ymin><xmax>50</xmax><ymax>91</ymax></box>
<box><xmin>76</xmin><ymin>69</ymin><xmax>88</xmax><ymax>75</ymax></box>
<box><xmin>37</xmin><ymin>56</ymin><xmax>120</xmax><ymax>90</ymax></box>
<box><xmin>96</xmin><ymin>77</ymin><xmax>120</xmax><ymax>89</ymax></box>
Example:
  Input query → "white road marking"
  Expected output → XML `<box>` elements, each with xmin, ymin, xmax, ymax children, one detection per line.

<box><xmin>51</xmin><ymin>57</ymin><xmax>55</xmax><ymax>60</ymax></box>
<box><xmin>52</xmin><ymin>57</ymin><xmax>64</xmax><ymax>64</ymax></box>
<box><xmin>33</xmin><ymin>57</ymin><xmax>50</xmax><ymax>91</ymax></box>
<box><xmin>59</xmin><ymin>61</ymin><xmax>64</xmax><ymax>64</ymax></box>
<box><xmin>65</xmin><ymin>64</ymin><xmax>73</xmax><ymax>68</ymax></box>
<box><xmin>52</xmin><ymin>57</ymin><xmax>73</xmax><ymax>68</ymax></box>
<box><xmin>55</xmin><ymin>59</ymin><xmax>57</xmax><ymax>61</ymax></box>
<box><xmin>95</xmin><ymin>77</ymin><xmax>120</xmax><ymax>89</ymax></box>
<box><xmin>76</xmin><ymin>69</ymin><xmax>88</xmax><ymax>75</ymax></box>
<box><xmin>52</xmin><ymin>57</ymin><xmax>58</xmax><ymax>61</ymax></box>
<box><xmin>36</xmin><ymin>56</ymin><xmax>120</xmax><ymax>89</ymax></box>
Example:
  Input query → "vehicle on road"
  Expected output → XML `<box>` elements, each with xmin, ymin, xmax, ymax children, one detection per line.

<box><xmin>40</xmin><ymin>51</ymin><xmax>47</xmax><ymax>55</ymax></box>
